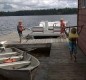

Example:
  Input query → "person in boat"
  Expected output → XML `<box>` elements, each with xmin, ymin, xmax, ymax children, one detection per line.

<box><xmin>65</xmin><ymin>25</ymin><xmax>84</xmax><ymax>62</ymax></box>
<box><xmin>60</xmin><ymin>18</ymin><xmax>66</xmax><ymax>38</ymax></box>
<box><xmin>17</xmin><ymin>21</ymin><xmax>25</xmax><ymax>43</ymax></box>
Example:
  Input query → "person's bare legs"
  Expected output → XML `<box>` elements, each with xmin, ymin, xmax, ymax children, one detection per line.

<box><xmin>19</xmin><ymin>32</ymin><xmax>22</xmax><ymax>43</ymax></box>
<box><xmin>19</xmin><ymin>32</ymin><xmax>23</xmax><ymax>43</ymax></box>
<box><xmin>70</xmin><ymin>51</ymin><xmax>73</xmax><ymax>60</ymax></box>
<box><xmin>73</xmin><ymin>54</ymin><xmax>76</xmax><ymax>62</ymax></box>
<box><xmin>73</xmin><ymin>50</ymin><xmax>77</xmax><ymax>62</ymax></box>
<box><xmin>20</xmin><ymin>36</ymin><xmax>22</xmax><ymax>43</ymax></box>
<box><xmin>73</xmin><ymin>45</ymin><xmax>77</xmax><ymax>62</ymax></box>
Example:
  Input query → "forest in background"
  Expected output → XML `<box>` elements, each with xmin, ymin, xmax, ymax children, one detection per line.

<box><xmin>0</xmin><ymin>8</ymin><xmax>77</xmax><ymax>16</ymax></box>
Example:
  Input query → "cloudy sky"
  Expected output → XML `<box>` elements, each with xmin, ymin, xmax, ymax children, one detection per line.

<box><xmin>0</xmin><ymin>0</ymin><xmax>78</xmax><ymax>11</ymax></box>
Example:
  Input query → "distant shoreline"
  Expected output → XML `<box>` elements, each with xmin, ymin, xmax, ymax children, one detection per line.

<box><xmin>0</xmin><ymin>14</ymin><xmax>77</xmax><ymax>17</ymax></box>
<box><xmin>0</xmin><ymin>8</ymin><xmax>77</xmax><ymax>16</ymax></box>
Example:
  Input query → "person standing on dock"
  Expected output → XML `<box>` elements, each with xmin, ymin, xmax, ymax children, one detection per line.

<box><xmin>60</xmin><ymin>18</ymin><xmax>66</xmax><ymax>38</ymax></box>
<box><xmin>17</xmin><ymin>21</ymin><xmax>25</xmax><ymax>43</ymax></box>
<box><xmin>65</xmin><ymin>25</ymin><xmax>84</xmax><ymax>62</ymax></box>
<box><xmin>68</xmin><ymin>28</ymin><xmax>78</xmax><ymax>62</ymax></box>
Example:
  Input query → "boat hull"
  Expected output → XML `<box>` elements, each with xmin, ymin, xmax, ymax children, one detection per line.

<box><xmin>0</xmin><ymin>68</ymin><xmax>31</xmax><ymax>80</ymax></box>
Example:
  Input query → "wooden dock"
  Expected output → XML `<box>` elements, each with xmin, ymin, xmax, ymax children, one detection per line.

<box><xmin>0</xmin><ymin>31</ymin><xmax>86</xmax><ymax>80</ymax></box>
<box><xmin>34</xmin><ymin>39</ymin><xmax>86</xmax><ymax>80</ymax></box>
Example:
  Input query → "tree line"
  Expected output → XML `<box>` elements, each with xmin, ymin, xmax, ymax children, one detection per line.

<box><xmin>0</xmin><ymin>8</ymin><xmax>77</xmax><ymax>16</ymax></box>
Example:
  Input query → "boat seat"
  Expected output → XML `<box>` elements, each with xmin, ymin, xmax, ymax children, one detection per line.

<box><xmin>31</xmin><ymin>27</ymin><xmax>44</xmax><ymax>32</ymax></box>
<box><xmin>0</xmin><ymin>55</ymin><xmax>23</xmax><ymax>60</ymax></box>
<box><xmin>0</xmin><ymin>61</ymin><xmax>31</xmax><ymax>69</ymax></box>
<box><xmin>0</xmin><ymin>52</ymin><xmax>18</xmax><ymax>57</ymax></box>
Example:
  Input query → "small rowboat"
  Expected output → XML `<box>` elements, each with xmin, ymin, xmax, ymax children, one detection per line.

<box><xmin>0</xmin><ymin>47</ymin><xmax>40</xmax><ymax>80</ymax></box>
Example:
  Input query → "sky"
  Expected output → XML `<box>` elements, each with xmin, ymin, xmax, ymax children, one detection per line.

<box><xmin>0</xmin><ymin>0</ymin><xmax>78</xmax><ymax>11</ymax></box>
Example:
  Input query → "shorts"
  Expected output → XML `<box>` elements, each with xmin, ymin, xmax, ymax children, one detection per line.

<box><xmin>69</xmin><ymin>41</ymin><xmax>77</xmax><ymax>54</ymax></box>
<box><xmin>18</xmin><ymin>31</ymin><xmax>22</xmax><ymax>38</ymax></box>
<box><xmin>60</xmin><ymin>28</ymin><xmax>65</xmax><ymax>34</ymax></box>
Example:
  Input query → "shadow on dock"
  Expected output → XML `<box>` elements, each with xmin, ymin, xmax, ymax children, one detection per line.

<box><xmin>7</xmin><ymin>43</ymin><xmax>51</xmax><ymax>57</ymax></box>
<box><xmin>29</xmin><ymin>47</ymin><xmax>51</xmax><ymax>57</ymax></box>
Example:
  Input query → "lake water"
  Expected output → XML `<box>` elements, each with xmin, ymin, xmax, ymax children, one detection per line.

<box><xmin>0</xmin><ymin>14</ymin><xmax>77</xmax><ymax>36</ymax></box>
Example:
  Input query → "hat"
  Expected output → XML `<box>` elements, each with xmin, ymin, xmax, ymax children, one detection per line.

<box><xmin>60</xmin><ymin>18</ymin><xmax>64</xmax><ymax>20</ymax></box>
<box><xmin>19</xmin><ymin>21</ymin><xmax>22</xmax><ymax>23</ymax></box>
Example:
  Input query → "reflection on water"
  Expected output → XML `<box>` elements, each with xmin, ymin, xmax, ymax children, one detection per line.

<box><xmin>0</xmin><ymin>15</ymin><xmax>77</xmax><ymax>36</ymax></box>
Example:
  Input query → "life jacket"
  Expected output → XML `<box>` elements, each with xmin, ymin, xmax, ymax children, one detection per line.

<box><xmin>4</xmin><ymin>58</ymin><xmax>16</xmax><ymax>63</ymax></box>
<box><xmin>60</xmin><ymin>20</ymin><xmax>65</xmax><ymax>28</ymax></box>
<box><xmin>69</xmin><ymin>33</ymin><xmax>79</xmax><ymax>42</ymax></box>
<box><xmin>17</xmin><ymin>25</ymin><xmax>23</xmax><ymax>32</ymax></box>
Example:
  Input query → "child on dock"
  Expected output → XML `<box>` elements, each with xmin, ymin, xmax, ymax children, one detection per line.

<box><xmin>60</xmin><ymin>18</ymin><xmax>66</xmax><ymax>38</ymax></box>
<box><xmin>68</xmin><ymin>28</ymin><xmax>78</xmax><ymax>62</ymax></box>
<box><xmin>17</xmin><ymin>21</ymin><xmax>25</xmax><ymax>43</ymax></box>
<box><xmin>65</xmin><ymin>25</ymin><xmax>84</xmax><ymax>62</ymax></box>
